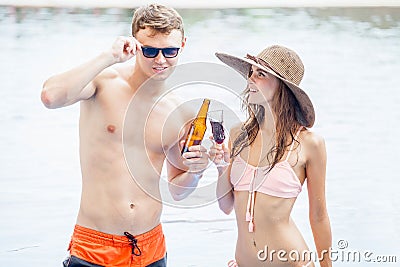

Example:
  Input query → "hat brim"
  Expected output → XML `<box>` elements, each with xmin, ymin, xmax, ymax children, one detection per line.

<box><xmin>215</xmin><ymin>52</ymin><xmax>315</xmax><ymax>127</ymax></box>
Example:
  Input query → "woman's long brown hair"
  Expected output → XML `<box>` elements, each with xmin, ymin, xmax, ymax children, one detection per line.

<box><xmin>231</xmin><ymin>80</ymin><xmax>302</xmax><ymax>171</ymax></box>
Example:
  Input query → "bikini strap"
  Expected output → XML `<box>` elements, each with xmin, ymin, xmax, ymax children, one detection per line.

<box><xmin>285</xmin><ymin>127</ymin><xmax>303</xmax><ymax>161</ymax></box>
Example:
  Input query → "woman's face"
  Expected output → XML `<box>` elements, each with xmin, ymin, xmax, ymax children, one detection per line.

<box><xmin>247</xmin><ymin>65</ymin><xmax>280</xmax><ymax>106</ymax></box>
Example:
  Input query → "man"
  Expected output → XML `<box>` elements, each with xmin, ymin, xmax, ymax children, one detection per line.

<box><xmin>41</xmin><ymin>4</ymin><xmax>208</xmax><ymax>267</ymax></box>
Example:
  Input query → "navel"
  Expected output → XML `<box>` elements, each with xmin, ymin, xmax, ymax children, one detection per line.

<box><xmin>107</xmin><ymin>125</ymin><xmax>116</xmax><ymax>133</ymax></box>
<box><xmin>130</xmin><ymin>203</ymin><xmax>135</xmax><ymax>209</ymax></box>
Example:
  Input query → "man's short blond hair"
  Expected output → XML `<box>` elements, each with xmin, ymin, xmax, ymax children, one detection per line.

<box><xmin>132</xmin><ymin>4</ymin><xmax>184</xmax><ymax>40</ymax></box>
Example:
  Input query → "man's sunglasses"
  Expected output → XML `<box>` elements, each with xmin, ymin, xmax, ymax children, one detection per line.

<box><xmin>141</xmin><ymin>46</ymin><xmax>180</xmax><ymax>58</ymax></box>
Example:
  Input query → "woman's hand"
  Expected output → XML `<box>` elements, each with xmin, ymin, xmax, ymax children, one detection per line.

<box><xmin>209</xmin><ymin>136</ymin><xmax>230</xmax><ymax>167</ymax></box>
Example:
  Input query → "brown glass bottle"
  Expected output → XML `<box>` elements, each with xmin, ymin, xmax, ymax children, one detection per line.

<box><xmin>181</xmin><ymin>99</ymin><xmax>210</xmax><ymax>155</ymax></box>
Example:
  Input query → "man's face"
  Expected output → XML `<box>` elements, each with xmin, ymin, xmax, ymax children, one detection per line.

<box><xmin>135</xmin><ymin>27</ymin><xmax>185</xmax><ymax>81</ymax></box>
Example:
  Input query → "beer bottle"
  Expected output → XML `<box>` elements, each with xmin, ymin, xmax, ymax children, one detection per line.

<box><xmin>181</xmin><ymin>99</ymin><xmax>210</xmax><ymax>155</ymax></box>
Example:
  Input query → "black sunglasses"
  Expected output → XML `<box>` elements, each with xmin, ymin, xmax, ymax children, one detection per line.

<box><xmin>141</xmin><ymin>46</ymin><xmax>180</xmax><ymax>58</ymax></box>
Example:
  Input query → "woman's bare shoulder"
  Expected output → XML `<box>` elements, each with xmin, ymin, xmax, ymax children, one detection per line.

<box><xmin>300</xmin><ymin>129</ymin><xmax>326</xmax><ymax>157</ymax></box>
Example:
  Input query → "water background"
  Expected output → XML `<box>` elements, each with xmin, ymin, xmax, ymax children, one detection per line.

<box><xmin>1</xmin><ymin>6</ymin><xmax>400</xmax><ymax>266</ymax></box>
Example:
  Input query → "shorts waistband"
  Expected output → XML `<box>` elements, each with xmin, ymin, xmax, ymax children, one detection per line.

<box><xmin>73</xmin><ymin>224</ymin><xmax>163</xmax><ymax>247</ymax></box>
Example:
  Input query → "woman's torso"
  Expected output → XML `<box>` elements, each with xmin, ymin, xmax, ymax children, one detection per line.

<box><xmin>230</xmin><ymin>128</ymin><xmax>313</xmax><ymax>266</ymax></box>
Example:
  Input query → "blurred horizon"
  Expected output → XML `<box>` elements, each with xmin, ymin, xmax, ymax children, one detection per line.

<box><xmin>1</xmin><ymin>0</ymin><xmax>400</xmax><ymax>9</ymax></box>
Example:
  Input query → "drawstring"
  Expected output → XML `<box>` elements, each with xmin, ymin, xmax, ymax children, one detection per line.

<box><xmin>249</xmin><ymin>191</ymin><xmax>255</xmax><ymax>232</ymax></box>
<box><xmin>245</xmin><ymin>193</ymin><xmax>252</xmax><ymax>222</ymax></box>
<box><xmin>246</xmin><ymin>169</ymin><xmax>257</xmax><ymax>233</ymax></box>
<box><xmin>124</xmin><ymin>232</ymin><xmax>142</xmax><ymax>256</ymax></box>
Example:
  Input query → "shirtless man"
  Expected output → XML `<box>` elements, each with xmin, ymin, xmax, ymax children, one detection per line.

<box><xmin>41</xmin><ymin>4</ymin><xmax>208</xmax><ymax>267</ymax></box>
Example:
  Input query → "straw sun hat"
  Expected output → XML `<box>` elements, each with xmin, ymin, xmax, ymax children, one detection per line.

<box><xmin>215</xmin><ymin>45</ymin><xmax>315</xmax><ymax>127</ymax></box>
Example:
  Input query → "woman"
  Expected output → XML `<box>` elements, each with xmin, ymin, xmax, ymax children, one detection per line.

<box><xmin>210</xmin><ymin>45</ymin><xmax>332</xmax><ymax>267</ymax></box>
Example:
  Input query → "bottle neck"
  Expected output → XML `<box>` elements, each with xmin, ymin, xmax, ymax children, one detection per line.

<box><xmin>196</xmin><ymin>99</ymin><xmax>210</xmax><ymax>120</ymax></box>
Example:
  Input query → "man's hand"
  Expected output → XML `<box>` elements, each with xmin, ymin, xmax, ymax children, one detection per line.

<box><xmin>181</xmin><ymin>144</ymin><xmax>209</xmax><ymax>175</ymax></box>
<box><xmin>110</xmin><ymin>36</ymin><xmax>142</xmax><ymax>63</ymax></box>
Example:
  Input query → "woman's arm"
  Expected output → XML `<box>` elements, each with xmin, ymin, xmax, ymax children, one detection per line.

<box><xmin>212</xmin><ymin>127</ymin><xmax>239</xmax><ymax>215</ymax></box>
<box><xmin>305</xmin><ymin>132</ymin><xmax>332</xmax><ymax>267</ymax></box>
<box><xmin>216</xmin><ymin>163</ymin><xmax>234</xmax><ymax>214</ymax></box>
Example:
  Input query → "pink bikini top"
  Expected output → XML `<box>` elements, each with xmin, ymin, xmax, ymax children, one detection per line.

<box><xmin>230</xmin><ymin>128</ymin><xmax>303</xmax><ymax>232</ymax></box>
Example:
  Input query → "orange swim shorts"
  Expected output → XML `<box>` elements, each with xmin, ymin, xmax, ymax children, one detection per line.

<box><xmin>63</xmin><ymin>224</ymin><xmax>167</xmax><ymax>267</ymax></box>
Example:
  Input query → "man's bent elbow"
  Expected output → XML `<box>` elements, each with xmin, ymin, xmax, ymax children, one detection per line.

<box><xmin>218</xmin><ymin>201</ymin><xmax>233</xmax><ymax>215</ymax></box>
<box><xmin>168</xmin><ymin>185</ymin><xmax>193</xmax><ymax>201</ymax></box>
<box><xmin>171</xmin><ymin>192</ymin><xmax>191</xmax><ymax>201</ymax></box>
<box><xmin>171</xmin><ymin>192</ymin><xmax>183</xmax><ymax>201</ymax></box>
<box><xmin>41</xmin><ymin>81</ymin><xmax>64</xmax><ymax>109</ymax></box>
<box><xmin>41</xmin><ymin>89</ymin><xmax>55</xmax><ymax>109</ymax></box>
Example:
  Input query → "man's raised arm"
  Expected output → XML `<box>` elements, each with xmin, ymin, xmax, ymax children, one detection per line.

<box><xmin>41</xmin><ymin>36</ymin><xmax>140</xmax><ymax>109</ymax></box>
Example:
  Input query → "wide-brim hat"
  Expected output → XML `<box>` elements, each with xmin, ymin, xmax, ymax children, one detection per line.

<box><xmin>215</xmin><ymin>45</ymin><xmax>315</xmax><ymax>127</ymax></box>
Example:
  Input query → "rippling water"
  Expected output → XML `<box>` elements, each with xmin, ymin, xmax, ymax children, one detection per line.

<box><xmin>1</xmin><ymin>6</ymin><xmax>400</xmax><ymax>267</ymax></box>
